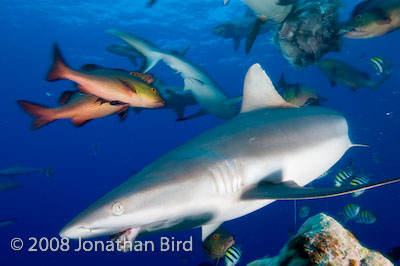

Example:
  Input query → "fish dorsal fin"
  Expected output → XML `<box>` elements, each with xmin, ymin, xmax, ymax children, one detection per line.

<box><xmin>201</xmin><ymin>223</ymin><xmax>222</xmax><ymax>241</ymax></box>
<box><xmin>240</xmin><ymin>64</ymin><xmax>294</xmax><ymax>113</ymax></box>
<box><xmin>81</xmin><ymin>64</ymin><xmax>105</xmax><ymax>72</ymax></box>
<box><xmin>59</xmin><ymin>90</ymin><xmax>78</xmax><ymax>105</ymax></box>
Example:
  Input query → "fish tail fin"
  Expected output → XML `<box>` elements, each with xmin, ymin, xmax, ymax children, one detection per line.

<box><xmin>42</xmin><ymin>167</ymin><xmax>53</xmax><ymax>177</ymax></box>
<box><xmin>107</xmin><ymin>30</ymin><xmax>162</xmax><ymax>73</ymax></box>
<box><xmin>46</xmin><ymin>44</ymin><xmax>70</xmax><ymax>81</ymax></box>
<box><xmin>17</xmin><ymin>100</ymin><xmax>55</xmax><ymax>129</ymax></box>
<box><xmin>372</xmin><ymin>73</ymin><xmax>391</xmax><ymax>90</ymax></box>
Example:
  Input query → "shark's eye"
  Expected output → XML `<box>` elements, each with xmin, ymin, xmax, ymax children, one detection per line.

<box><xmin>112</xmin><ymin>202</ymin><xmax>124</xmax><ymax>216</ymax></box>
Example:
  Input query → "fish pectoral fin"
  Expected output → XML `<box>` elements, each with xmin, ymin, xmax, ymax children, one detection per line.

<box><xmin>241</xmin><ymin>177</ymin><xmax>400</xmax><ymax>200</ymax></box>
<box><xmin>118</xmin><ymin>107</ymin><xmax>129</xmax><ymax>121</ymax></box>
<box><xmin>201</xmin><ymin>223</ymin><xmax>223</xmax><ymax>242</ymax></box>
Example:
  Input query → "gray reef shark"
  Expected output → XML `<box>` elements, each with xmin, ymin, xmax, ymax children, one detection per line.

<box><xmin>223</xmin><ymin>0</ymin><xmax>296</xmax><ymax>53</ymax></box>
<box><xmin>60</xmin><ymin>64</ymin><xmax>400</xmax><ymax>247</ymax></box>
<box><xmin>106</xmin><ymin>44</ymin><xmax>143</xmax><ymax>67</ymax></box>
<box><xmin>212</xmin><ymin>9</ymin><xmax>274</xmax><ymax>51</ymax></box>
<box><xmin>107</xmin><ymin>30</ymin><xmax>241</xmax><ymax>120</ymax></box>
<box><xmin>0</xmin><ymin>165</ymin><xmax>52</xmax><ymax>177</ymax></box>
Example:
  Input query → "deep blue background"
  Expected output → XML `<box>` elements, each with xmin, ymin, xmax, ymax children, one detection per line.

<box><xmin>0</xmin><ymin>0</ymin><xmax>399</xmax><ymax>265</ymax></box>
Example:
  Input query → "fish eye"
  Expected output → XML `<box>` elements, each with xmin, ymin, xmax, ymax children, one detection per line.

<box><xmin>213</xmin><ymin>234</ymin><xmax>220</xmax><ymax>239</ymax></box>
<box><xmin>151</xmin><ymin>88</ymin><xmax>157</xmax><ymax>93</ymax></box>
<box><xmin>355</xmin><ymin>14</ymin><xmax>362</xmax><ymax>20</ymax></box>
<box><xmin>111</xmin><ymin>202</ymin><xmax>124</xmax><ymax>216</ymax></box>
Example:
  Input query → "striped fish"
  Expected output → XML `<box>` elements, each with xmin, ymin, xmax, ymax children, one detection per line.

<box><xmin>350</xmin><ymin>175</ymin><xmax>370</xmax><ymax>197</ymax></box>
<box><xmin>334</xmin><ymin>170</ymin><xmax>354</xmax><ymax>187</ymax></box>
<box><xmin>225</xmin><ymin>246</ymin><xmax>242</xmax><ymax>266</ymax></box>
<box><xmin>341</xmin><ymin>203</ymin><xmax>360</xmax><ymax>223</ymax></box>
<box><xmin>355</xmin><ymin>211</ymin><xmax>377</xmax><ymax>224</ymax></box>
<box><xmin>370</xmin><ymin>57</ymin><xmax>391</xmax><ymax>76</ymax></box>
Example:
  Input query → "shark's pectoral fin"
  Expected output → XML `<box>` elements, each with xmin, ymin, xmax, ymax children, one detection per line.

<box><xmin>177</xmin><ymin>108</ymin><xmax>208</xmax><ymax>121</ymax></box>
<box><xmin>241</xmin><ymin>177</ymin><xmax>400</xmax><ymax>200</ymax></box>
<box><xmin>233</xmin><ymin>37</ymin><xmax>241</xmax><ymax>51</ymax></box>
<box><xmin>241</xmin><ymin>64</ymin><xmax>295</xmax><ymax>113</ymax></box>
<box><xmin>246</xmin><ymin>17</ymin><xmax>266</xmax><ymax>54</ymax></box>
<box><xmin>201</xmin><ymin>223</ymin><xmax>222</xmax><ymax>242</ymax></box>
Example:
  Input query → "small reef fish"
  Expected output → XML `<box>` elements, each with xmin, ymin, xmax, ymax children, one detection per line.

<box><xmin>0</xmin><ymin>181</ymin><xmax>21</xmax><ymax>193</ymax></box>
<box><xmin>341</xmin><ymin>203</ymin><xmax>361</xmax><ymax>223</ymax></box>
<box><xmin>18</xmin><ymin>91</ymin><xmax>128</xmax><ymax>129</ymax></box>
<box><xmin>202</xmin><ymin>227</ymin><xmax>235</xmax><ymax>261</ymax></box>
<box><xmin>318</xmin><ymin>59</ymin><xmax>391</xmax><ymax>91</ymax></box>
<box><xmin>46</xmin><ymin>44</ymin><xmax>164</xmax><ymax>108</ymax></box>
<box><xmin>355</xmin><ymin>211</ymin><xmax>377</xmax><ymax>224</ymax></box>
<box><xmin>344</xmin><ymin>0</ymin><xmax>400</xmax><ymax>38</ymax></box>
<box><xmin>0</xmin><ymin>219</ymin><xmax>15</xmax><ymax>228</ymax></box>
<box><xmin>0</xmin><ymin>165</ymin><xmax>52</xmax><ymax>177</ymax></box>
<box><xmin>350</xmin><ymin>176</ymin><xmax>370</xmax><ymax>197</ymax></box>
<box><xmin>225</xmin><ymin>246</ymin><xmax>242</xmax><ymax>266</ymax></box>
<box><xmin>299</xmin><ymin>206</ymin><xmax>311</xmax><ymax>218</ymax></box>
<box><xmin>370</xmin><ymin>57</ymin><xmax>392</xmax><ymax>76</ymax></box>
<box><xmin>334</xmin><ymin>169</ymin><xmax>354</xmax><ymax>187</ymax></box>
<box><xmin>277</xmin><ymin>74</ymin><xmax>323</xmax><ymax>106</ymax></box>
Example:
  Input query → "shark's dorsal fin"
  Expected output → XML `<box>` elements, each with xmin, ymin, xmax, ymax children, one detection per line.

<box><xmin>201</xmin><ymin>223</ymin><xmax>222</xmax><ymax>241</ymax></box>
<box><xmin>240</xmin><ymin>64</ymin><xmax>295</xmax><ymax>113</ymax></box>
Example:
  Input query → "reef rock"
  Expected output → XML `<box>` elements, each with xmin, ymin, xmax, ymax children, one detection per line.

<box><xmin>248</xmin><ymin>213</ymin><xmax>393</xmax><ymax>266</ymax></box>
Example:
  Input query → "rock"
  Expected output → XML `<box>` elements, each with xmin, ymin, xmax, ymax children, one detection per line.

<box><xmin>248</xmin><ymin>213</ymin><xmax>393</xmax><ymax>266</ymax></box>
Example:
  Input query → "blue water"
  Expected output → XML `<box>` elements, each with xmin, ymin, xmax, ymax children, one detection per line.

<box><xmin>1</xmin><ymin>0</ymin><xmax>399</xmax><ymax>265</ymax></box>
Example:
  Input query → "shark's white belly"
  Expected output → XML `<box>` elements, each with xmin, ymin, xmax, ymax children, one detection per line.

<box><xmin>242</xmin><ymin>0</ymin><xmax>292</xmax><ymax>23</ymax></box>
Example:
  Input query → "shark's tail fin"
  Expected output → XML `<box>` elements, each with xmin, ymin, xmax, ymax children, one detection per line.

<box><xmin>42</xmin><ymin>167</ymin><xmax>53</xmax><ymax>177</ymax></box>
<box><xmin>107</xmin><ymin>29</ymin><xmax>162</xmax><ymax>73</ymax></box>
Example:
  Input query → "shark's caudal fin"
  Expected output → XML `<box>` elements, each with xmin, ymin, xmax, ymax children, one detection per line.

<box><xmin>107</xmin><ymin>30</ymin><xmax>162</xmax><ymax>73</ymax></box>
<box><xmin>241</xmin><ymin>177</ymin><xmax>400</xmax><ymax>200</ymax></box>
<box><xmin>240</xmin><ymin>64</ymin><xmax>295</xmax><ymax>113</ymax></box>
<box><xmin>18</xmin><ymin>100</ymin><xmax>55</xmax><ymax>129</ymax></box>
<box><xmin>47</xmin><ymin>44</ymin><xmax>71</xmax><ymax>81</ymax></box>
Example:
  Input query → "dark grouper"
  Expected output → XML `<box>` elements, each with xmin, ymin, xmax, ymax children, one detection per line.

<box><xmin>46</xmin><ymin>44</ymin><xmax>164</xmax><ymax>108</ymax></box>
<box><xmin>318</xmin><ymin>59</ymin><xmax>390</xmax><ymax>91</ymax></box>
<box><xmin>60</xmin><ymin>64</ymin><xmax>400</xmax><ymax>249</ymax></box>
<box><xmin>18</xmin><ymin>91</ymin><xmax>128</xmax><ymax>129</ymax></box>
